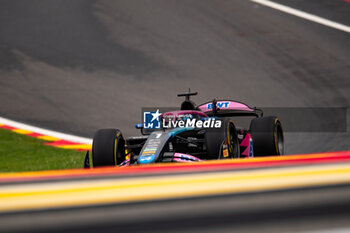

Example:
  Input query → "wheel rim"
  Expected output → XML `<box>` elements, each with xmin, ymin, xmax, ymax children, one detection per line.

<box><xmin>114</xmin><ymin>137</ymin><xmax>125</xmax><ymax>165</ymax></box>
<box><xmin>228</xmin><ymin>123</ymin><xmax>239</xmax><ymax>158</ymax></box>
<box><xmin>276</xmin><ymin>124</ymin><xmax>284</xmax><ymax>155</ymax></box>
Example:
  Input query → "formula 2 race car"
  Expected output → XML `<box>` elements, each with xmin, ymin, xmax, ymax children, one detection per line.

<box><xmin>84</xmin><ymin>91</ymin><xmax>284</xmax><ymax>168</ymax></box>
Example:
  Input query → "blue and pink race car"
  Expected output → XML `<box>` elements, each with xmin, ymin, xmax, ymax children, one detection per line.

<box><xmin>84</xmin><ymin>91</ymin><xmax>284</xmax><ymax>167</ymax></box>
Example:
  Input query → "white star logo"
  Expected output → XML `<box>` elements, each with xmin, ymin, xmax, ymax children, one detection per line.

<box><xmin>151</xmin><ymin>109</ymin><xmax>161</xmax><ymax>122</ymax></box>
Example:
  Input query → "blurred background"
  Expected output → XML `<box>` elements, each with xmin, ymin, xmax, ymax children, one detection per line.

<box><xmin>0</xmin><ymin>0</ymin><xmax>349</xmax><ymax>154</ymax></box>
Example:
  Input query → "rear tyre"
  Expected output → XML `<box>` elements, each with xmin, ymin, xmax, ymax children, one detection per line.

<box><xmin>249</xmin><ymin>116</ymin><xmax>284</xmax><ymax>156</ymax></box>
<box><xmin>92</xmin><ymin>129</ymin><xmax>126</xmax><ymax>167</ymax></box>
<box><xmin>205</xmin><ymin>119</ymin><xmax>240</xmax><ymax>159</ymax></box>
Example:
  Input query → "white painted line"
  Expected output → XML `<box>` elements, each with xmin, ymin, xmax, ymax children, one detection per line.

<box><xmin>0</xmin><ymin>116</ymin><xmax>92</xmax><ymax>144</ymax></box>
<box><xmin>251</xmin><ymin>0</ymin><xmax>350</xmax><ymax>33</ymax></box>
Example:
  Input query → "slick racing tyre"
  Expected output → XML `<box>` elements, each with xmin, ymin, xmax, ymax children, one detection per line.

<box><xmin>249</xmin><ymin>116</ymin><xmax>284</xmax><ymax>156</ymax></box>
<box><xmin>205</xmin><ymin>119</ymin><xmax>240</xmax><ymax>159</ymax></box>
<box><xmin>92</xmin><ymin>129</ymin><xmax>126</xmax><ymax>167</ymax></box>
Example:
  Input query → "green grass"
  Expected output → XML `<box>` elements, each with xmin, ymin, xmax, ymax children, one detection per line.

<box><xmin>0</xmin><ymin>128</ymin><xmax>85</xmax><ymax>172</ymax></box>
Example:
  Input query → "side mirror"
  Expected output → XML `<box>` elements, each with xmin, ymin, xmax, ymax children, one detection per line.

<box><xmin>135</xmin><ymin>123</ymin><xmax>149</xmax><ymax>135</ymax></box>
<box><xmin>136</xmin><ymin>123</ymin><xmax>156</xmax><ymax>135</ymax></box>
<box><xmin>135</xmin><ymin>123</ymin><xmax>143</xmax><ymax>129</ymax></box>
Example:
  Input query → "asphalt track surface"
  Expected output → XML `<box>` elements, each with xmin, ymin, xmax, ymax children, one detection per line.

<box><xmin>0</xmin><ymin>0</ymin><xmax>349</xmax><ymax>154</ymax></box>
<box><xmin>0</xmin><ymin>0</ymin><xmax>350</xmax><ymax>232</ymax></box>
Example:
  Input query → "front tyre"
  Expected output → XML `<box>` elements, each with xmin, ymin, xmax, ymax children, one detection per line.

<box><xmin>205</xmin><ymin>119</ymin><xmax>240</xmax><ymax>159</ymax></box>
<box><xmin>249</xmin><ymin>116</ymin><xmax>284</xmax><ymax>156</ymax></box>
<box><xmin>92</xmin><ymin>129</ymin><xmax>126</xmax><ymax>167</ymax></box>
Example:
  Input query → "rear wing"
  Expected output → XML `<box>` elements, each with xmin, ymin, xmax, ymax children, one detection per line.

<box><xmin>197</xmin><ymin>100</ymin><xmax>263</xmax><ymax>118</ymax></box>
